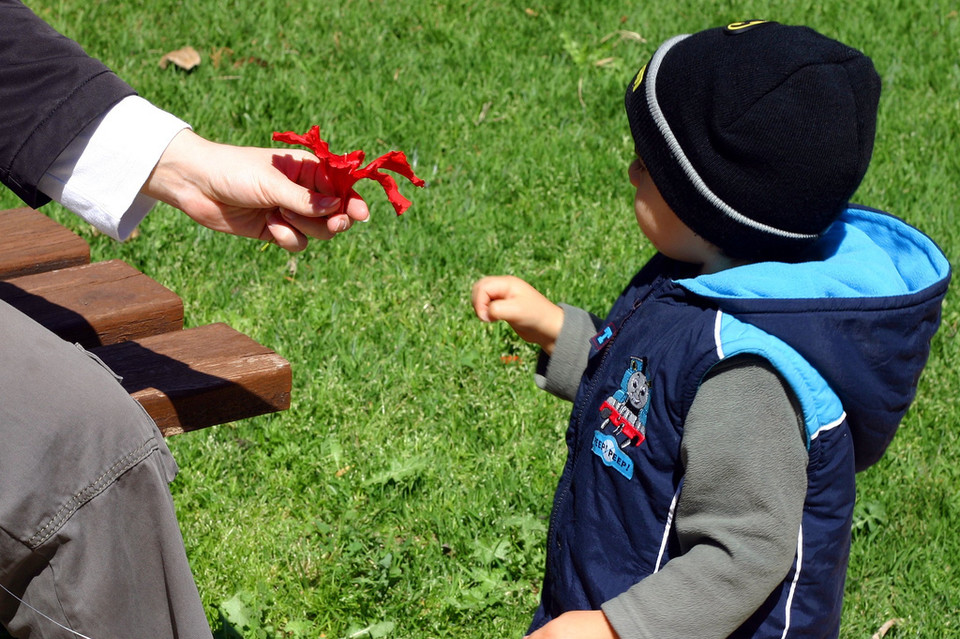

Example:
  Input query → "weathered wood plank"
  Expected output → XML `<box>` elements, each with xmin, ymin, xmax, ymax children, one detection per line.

<box><xmin>0</xmin><ymin>259</ymin><xmax>184</xmax><ymax>347</ymax></box>
<box><xmin>1</xmin><ymin>207</ymin><xmax>292</xmax><ymax>435</ymax></box>
<box><xmin>0</xmin><ymin>207</ymin><xmax>90</xmax><ymax>279</ymax></box>
<box><xmin>91</xmin><ymin>323</ymin><xmax>292</xmax><ymax>436</ymax></box>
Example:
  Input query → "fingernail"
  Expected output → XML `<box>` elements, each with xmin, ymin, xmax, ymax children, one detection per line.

<box><xmin>338</xmin><ymin>218</ymin><xmax>348</xmax><ymax>233</ymax></box>
<box><xmin>319</xmin><ymin>196</ymin><xmax>340</xmax><ymax>209</ymax></box>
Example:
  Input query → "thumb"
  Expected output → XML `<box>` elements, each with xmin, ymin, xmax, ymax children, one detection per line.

<box><xmin>267</xmin><ymin>149</ymin><xmax>343</xmax><ymax>217</ymax></box>
<box><xmin>485</xmin><ymin>297</ymin><xmax>526</xmax><ymax>325</ymax></box>
<box><xmin>270</xmin><ymin>175</ymin><xmax>343</xmax><ymax>218</ymax></box>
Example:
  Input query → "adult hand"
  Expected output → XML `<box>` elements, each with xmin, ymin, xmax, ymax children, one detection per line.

<box><xmin>471</xmin><ymin>275</ymin><xmax>564</xmax><ymax>355</ymax></box>
<box><xmin>524</xmin><ymin>610</ymin><xmax>618</xmax><ymax>639</ymax></box>
<box><xmin>141</xmin><ymin>129</ymin><xmax>370</xmax><ymax>251</ymax></box>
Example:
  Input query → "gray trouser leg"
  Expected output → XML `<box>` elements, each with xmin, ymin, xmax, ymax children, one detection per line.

<box><xmin>0</xmin><ymin>301</ymin><xmax>212</xmax><ymax>638</ymax></box>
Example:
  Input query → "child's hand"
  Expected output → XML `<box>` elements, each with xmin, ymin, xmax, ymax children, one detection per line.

<box><xmin>524</xmin><ymin>610</ymin><xmax>618</xmax><ymax>639</ymax></box>
<box><xmin>471</xmin><ymin>275</ymin><xmax>564</xmax><ymax>355</ymax></box>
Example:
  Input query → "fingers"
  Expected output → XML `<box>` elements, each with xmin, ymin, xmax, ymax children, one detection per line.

<box><xmin>472</xmin><ymin>275</ymin><xmax>564</xmax><ymax>354</ymax></box>
<box><xmin>342</xmin><ymin>193</ymin><xmax>371</xmax><ymax>222</ymax></box>
<box><xmin>472</xmin><ymin>276</ymin><xmax>507</xmax><ymax>322</ymax></box>
<box><xmin>275</xmin><ymin>180</ymin><xmax>343</xmax><ymax>218</ymax></box>
<box><xmin>472</xmin><ymin>275</ymin><xmax>527</xmax><ymax>323</ymax></box>
<box><xmin>268</xmin><ymin>152</ymin><xmax>342</xmax><ymax>217</ymax></box>
<box><xmin>268</xmin><ymin>157</ymin><xmax>371</xmax><ymax>243</ymax></box>
<box><xmin>297</xmin><ymin>186</ymin><xmax>369</xmax><ymax>222</ymax></box>
<box><xmin>264</xmin><ymin>212</ymin><xmax>309</xmax><ymax>252</ymax></box>
<box><xmin>281</xmin><ymin>204</ymin><xmax>373</xmax><ymax>238</ymax></box>
<box><xmin>271</xmin><ymin>152</ymin><xmax>370</xmax><ymax>221</ymax></box>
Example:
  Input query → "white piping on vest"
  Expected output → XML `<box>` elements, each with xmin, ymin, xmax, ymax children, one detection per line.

<box><xmin>654</xmin><ymin>483</ymin><xmax>683</xmax><ymax>572</ymax></box>
<box><xmin>779</xmin><ymin>524</ymin><xmax>804</xmax><ymax>638</ymax></box>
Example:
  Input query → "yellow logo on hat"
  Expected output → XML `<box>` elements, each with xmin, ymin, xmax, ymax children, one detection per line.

<box><xmin>725</xmin><ymin>20</ymin><xmax>769</xmax><ymax>32</ymax></box>
<box><xmin>631</xmin><ymin>64</ymin><xmax>647</xmax><ymax>92</ymax></box>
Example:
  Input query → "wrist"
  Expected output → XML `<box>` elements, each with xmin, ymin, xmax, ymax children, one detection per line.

<box><xmin>539</xmin><ymin>303</ymin><xmax>564</xmax><ymax>356</ymax></box>
<box><xmin>140</xmin><ymin>129</ymin><xmax>204</xmax><ymax>209</ymax></box>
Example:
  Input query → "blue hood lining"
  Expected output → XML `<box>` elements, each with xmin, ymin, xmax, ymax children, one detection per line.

<box><xmin>678</xmin><ymin>207</ymin><xmax>950</xmax><ymax>300</ymax></box>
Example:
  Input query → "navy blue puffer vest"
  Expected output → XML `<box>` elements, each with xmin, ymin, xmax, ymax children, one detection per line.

<box><xmin>529</xmin><ymin>207</ymin><xmax>950</xmax><ymax>638</ymax></box>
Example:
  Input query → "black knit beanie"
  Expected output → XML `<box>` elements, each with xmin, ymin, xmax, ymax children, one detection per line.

<box><xmin>624</xmin><ymin>21</ymin><xmax>881</xmax><ymax>260</ymax></box>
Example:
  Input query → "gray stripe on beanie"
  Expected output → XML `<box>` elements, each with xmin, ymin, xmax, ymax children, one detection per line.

<box><xmin>645</xmin><ymin>34</ymin><xmax>819</xmax><ymax>241</ymax></box>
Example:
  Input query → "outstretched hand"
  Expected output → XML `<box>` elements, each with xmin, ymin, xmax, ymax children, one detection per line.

<box><xmin>471</xmin><ymin>275</ymin><xmax>564</xmax><ymax>355</ymax></box>
<box><xmin>141</xmin><ymin>129</ymin><xmax>370</xmax><ymax>252</ymax></box>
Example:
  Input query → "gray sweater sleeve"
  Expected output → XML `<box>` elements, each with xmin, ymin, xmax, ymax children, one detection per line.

<box><xmin>601</xmin><ymin>356</ymin><xmax>808</xmax><ymax>639</ymax></box>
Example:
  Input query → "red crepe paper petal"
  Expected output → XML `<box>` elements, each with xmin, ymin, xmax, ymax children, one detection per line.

<box><xmin>367</xmin><ymin>173</ymin><xmax>412</xmax><ymax>216</ymax></box>
<box><xmin>272</xmin><ymin>125</ymin><xmax>424</xmax><ymax>215</ymax></box>
<box><xmin>272</xmin><ymin>127</ymin><xmax>333</xmax><ymax>158</ymax></box>
<box><xmin>358</xmin><ymin>150</ymin><xmax>425</xmax><ymax>186</ymax></box>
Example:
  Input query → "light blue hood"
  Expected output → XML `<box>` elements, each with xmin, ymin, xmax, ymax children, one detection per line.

<box><xmin>676</xmin><ymin>206</ymin><xmax>951</xmax><ymax>471</ymax></box>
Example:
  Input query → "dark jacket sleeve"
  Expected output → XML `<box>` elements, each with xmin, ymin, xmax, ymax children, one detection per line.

<box><xmin>0</xmin><ymin>0</ymin><xmax>136</xmax><ymax>207</ymax></box>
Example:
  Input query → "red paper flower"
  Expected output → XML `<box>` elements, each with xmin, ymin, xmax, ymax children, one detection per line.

<box><xmin>272</xmin><ymin>126</ymin><xmax>425</xmax><ymax>215</ymax></box>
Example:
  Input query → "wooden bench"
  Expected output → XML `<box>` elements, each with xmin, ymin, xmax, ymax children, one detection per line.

<box><xmin>0</xmin><ymin>207</ymin><xmax>292</xmax><ymax>436</ymax></box>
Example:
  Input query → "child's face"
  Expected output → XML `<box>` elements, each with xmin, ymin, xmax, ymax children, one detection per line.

<box><xmin>629</xmin><ymin>157</ymin><xmax>730</xmax><ymax>273</ymax></box>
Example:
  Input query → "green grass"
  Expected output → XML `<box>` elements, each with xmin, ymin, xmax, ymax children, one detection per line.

<box><xmin>3</xmin><ymin>1</ymin><xmax>959</xmax><ymax>637</ymax></box>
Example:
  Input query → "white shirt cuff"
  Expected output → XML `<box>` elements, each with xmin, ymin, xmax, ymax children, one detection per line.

<box><xmin>38</xmin><ymin>96</ymin><xmax>190</xmax><ymax>241</ymax></box>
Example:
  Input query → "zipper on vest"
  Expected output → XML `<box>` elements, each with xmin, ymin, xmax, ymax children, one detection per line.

<box><xmin>546</xmin><ymin>276</ymin><xmax>670</xmax><ymax>558</ymax></box>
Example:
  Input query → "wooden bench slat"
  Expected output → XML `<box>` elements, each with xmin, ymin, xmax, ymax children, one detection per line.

<box><xmin>1</xmin><ymin>207</ymin><xmax>292</xmax><ymax>435</ymax></box>
<box><xmin>91</xmin><ymin>323</ymin><xmax>292</xmax><ymax>436</ymax></box>
<box><xmin>0</xmin><ymin>259</ymin><xmax>184</xmax><ymax>347</ymax></box>
<box><xmin>0</xmin><ymin>207</ymin><xmax>90</xmax><ymax>279</ymax></box>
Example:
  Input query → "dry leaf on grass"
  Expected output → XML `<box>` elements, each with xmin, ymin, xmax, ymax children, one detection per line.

<box><xmin>871</xmin><ymin>618</ymin><xmax>903</xmax><ymax>639</ymax></box>
<box><xmin>159</xmin><ymin>46</ymin><xmax>201</xmax><ymax>71</ymax></box>
<box><xmin>600</xmin><ymin>29</ymin><xmax>647</xmax><ymax>44</ymax></box>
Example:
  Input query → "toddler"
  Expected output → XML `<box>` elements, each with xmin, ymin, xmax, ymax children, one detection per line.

<box><xmin>473</xmin><ymin>21</ymin><xmax>950</xmax><ymax>639</ymax></box>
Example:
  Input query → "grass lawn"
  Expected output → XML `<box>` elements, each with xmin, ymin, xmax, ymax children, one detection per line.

<box><xmin>3</xmin><ymin>1</ymin><xmax>958</xmax><ymax>637</ymax></box>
